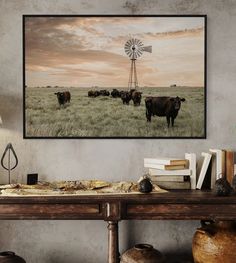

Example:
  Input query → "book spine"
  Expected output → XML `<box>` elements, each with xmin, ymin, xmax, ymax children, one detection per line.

<box><xmin>150</xmin><ymin>175</ymin><xmax>189</xmax><ymax>182</ymax></box>
<box><xmin>144</xmin><ymin>163</ymin><xmax>165</xmax><ymax>170</ymax></box>
<box><xmin>149</xmin><ymin>168</ymin><xmax>191</xmax><ymax>176</ymax></box>
<box><xmin>222</xmin><ymin>150</ymin><xmax>226</xmax><ymax>178</ymax></box>
<box><xmin>185</xmin><ymin>153</ymin><xmax>196</xmax><ymax>189</ymax></box>
<box><xmin>216</xmin><ymin>151</ymin><xmax>223</xmax><ymax>180</ymax></box>
<box><xmin>164</xmin><ymin>165</ymin><xmax>186</xmax><ymax>170</ymax></box>
<box><xmin>210</xmin><ymin>154</ymin><xmax>216</xmax><ymax>189</ymax></box>
<box><xmin>144</xmin><ymin>158</ymin><xmax>170</xmax><ymax>165</ymax></box>
<box><xmin>144</xmin><ymin>159</ymin><xmax>188</xmax><ymax>166</ymax></box>
<box><xmin>144</xmin><ymin>163</ymin><xmax>185</xmax><ymax>170</ymax></box>
<box><xmin>209</xmin><ymin>149</ymin><xmax>223</xmax><ymax>180</ymax></box>
<box><xmin>155</xmin><ymin>181</ymin><xmax>191</xmax><ymax>190</ymax></box>
<box><xmin>226</xmin><ymin>151</ymin><xmax>234</xmax><ymax>185</ymax></box>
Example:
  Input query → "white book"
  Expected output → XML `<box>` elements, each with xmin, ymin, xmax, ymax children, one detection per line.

<box><xmin>144</xmin><ymin>163</ymin><xmax>186</xmax><ymax>170</ymax></box>
<box><xmin>144</xmin><ymin>157</ymin><xmax>188</xmax><ymax>166</ymax></box>
<box><xmin>149</xmin><ymin>168</ymin><xmax>191</xmax><ymax>176</ymax></box>
<box><xmin>209</xmin><ymin>149</ymin><xmax>225</xmax><ymax>180</ymax></box>
<box><xmin>185</xmin><ymin>153</ymin><xmax>197</xmax><ymax>189</ymax></box>
<box><xmin>196</xmin><ymin>152</ymin><xmax>212</xmax><ymax>189</ymax></box>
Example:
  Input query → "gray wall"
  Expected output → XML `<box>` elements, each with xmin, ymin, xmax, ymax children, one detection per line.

<box><xmin>0</xmin><ymin>0</ymin><xmax>236</xmax><ymax>262</ymax></box>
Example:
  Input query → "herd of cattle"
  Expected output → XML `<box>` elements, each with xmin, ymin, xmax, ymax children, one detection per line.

<box><xmin>88</xmin><ymin>88</ymin><xmax>142</xmax><ymax>106</ymax></box>
<box><xmin>54</xmin><ymin>90</ymin><xmax>186</xmax><ymax>127</ymax></box>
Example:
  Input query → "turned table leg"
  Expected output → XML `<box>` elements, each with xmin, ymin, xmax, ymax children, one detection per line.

<box><xmin>107</xmin><ymin>221</ymin><xmax>119</xmax><ymax>263</ymax></box>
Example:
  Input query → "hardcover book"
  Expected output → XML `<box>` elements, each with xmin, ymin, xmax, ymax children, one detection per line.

<box><xmin>196</xmin><ymin>152</ymin><xmax>212</xmax><ymax>189</ymax></box>
<box><xmin>148</xmin><ymin>168</ymin><xmax>191</xmax><ymax>176</ymax></box>
<box><xmin>144</xmin><ymin>158</ymin><xmax>188</xmax><ymax>166</ymax></box>
<box><xmin>185</xmin><ymin>153</ymin><xmax>197</xmax><ymax>189</ymax></box>
<box><xmin>144</xmin><ymin>163</ymin><xmax>186</xmax><ymax>170</ymax></box>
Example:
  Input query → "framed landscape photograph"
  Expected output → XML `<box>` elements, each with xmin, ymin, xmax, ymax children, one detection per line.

<box><xmin>23</xmin><ymin>15</ymin><xmax>206</xmax><ymax>139</ymax></box>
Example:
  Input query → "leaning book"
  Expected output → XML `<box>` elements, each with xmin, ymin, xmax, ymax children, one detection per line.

<box><xmin>196</xmin><ymin>152</ymin><xmax>212</xmax><ymax>190</ymax></box>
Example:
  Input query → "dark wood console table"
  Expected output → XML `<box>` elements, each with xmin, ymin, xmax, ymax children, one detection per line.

<box><xmin>0</xmin><ymin>190</ymin><xmax>236</xmax><ymax>263</ymax></box>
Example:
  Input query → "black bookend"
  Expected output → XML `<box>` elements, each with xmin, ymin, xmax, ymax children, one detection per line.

<box><xmin>27</xmin><ymin>173</ymin><xmax>38</xmax><ymax>185</ymax></box>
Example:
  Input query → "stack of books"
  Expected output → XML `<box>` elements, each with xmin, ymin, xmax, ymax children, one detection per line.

<box><xmin>144</xmin><ymin>150</ymin><xmax>236</xmax><ymax>191</ymax></box>
<box><xmin>144</xmin><ymin>155</ymin><xmax>196</xmax><ymax>190</ymax></box>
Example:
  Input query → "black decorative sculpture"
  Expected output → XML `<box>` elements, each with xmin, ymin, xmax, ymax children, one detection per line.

<box><xmin>1</xmin><ymin>143</ymin><xmax>18</xmax><ymax>184</ymax></box>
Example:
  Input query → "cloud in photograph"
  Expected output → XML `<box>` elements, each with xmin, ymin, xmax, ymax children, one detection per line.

<box><xmin>25</xmin><ymin>16</ymin><xmax>205</xmax><ymax>87</ymax></box>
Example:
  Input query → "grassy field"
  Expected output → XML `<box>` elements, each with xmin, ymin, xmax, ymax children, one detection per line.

<box><xmin>25</xmin><ymin>87</ymin><xmax>205</xmax><ymax>137</ymax></box>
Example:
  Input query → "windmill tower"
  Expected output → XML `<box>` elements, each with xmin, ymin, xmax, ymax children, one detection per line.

<box><xmin>124</xmin><ymin>38</ymin><xmax>152</xmax><ymax>90</ymax></box>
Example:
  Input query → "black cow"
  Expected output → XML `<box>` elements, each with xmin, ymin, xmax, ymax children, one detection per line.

<box><xmin>111</xmin><ymin>89</ymin><xmax>120</xmax><ymax>98</ymax></box>
<box><xmin>100</xmin><ymin>90</ymin><xmax>110</xmax><ymax>96</ymax></box>
<box><xmin>120</xmin><ymin>91</ymin><xmax>132</xmax><ymax>105</ymax></box>
<box><xmin>145</xmin><ymin>96</ymin><xmax>186</xmax><ymax>127</ymax></box>
<box><xmin>131</xmin><ymin>91</ymin><xmax>142</xmax><ymax>106</ymax></box>
<box><xmin>54</xmin><ymin>91</ymin><xmax>71</xmax><ymax>106</ymax></box>
<box><xmin>88</xmin><ymin>90</ymin><xmax>100</xmax><ymax>97</ymax></box>
<box><xmin>94</xmin><ymin>91</ymin><xmax>100</xmax><ymax>97</ymax></box>
<box><xmin>88</xmin><ymin>90</ymin><xmax>94</xmax><ymax>97</ymax></box>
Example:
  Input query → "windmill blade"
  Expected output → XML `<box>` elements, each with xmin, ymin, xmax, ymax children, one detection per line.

<box><xmin>125</xmin><ymin>43</ymin><xmax>130</xmax><ymax>49</ymax></box>
<box><xmin>137</xmin><ymin>39</ymin><xmax>144</xmax><ymax>47</ymax></box>
<box><xmin>142</xmin><ymin>46</ymin><xmax>152</xmax><ymax>53</ymax></box>
<box><xmin>124</xmin><ymin>42</ymin><xmax>132</xmax><ymax>51</ymax></box>
<box><xmin>125</xmin><ymin>47</ymin><xmax>131</xmax><ymax>53</ymax></box>
<box><xmin>127</xmin><ymin>39</ymin><xmax>133</xmax><ymax>46</ymax></box>
<box><xmin>125</xmin><ymin>51</ymin><xmax>130</xmax><ymax>56</ymax></box>
<box><xmin>127</xmin><ymin>51</ymin><xmax>133</xmax><ymax>57</ymax></box>
<box><xmin>137</xmin><ymin>49</ymin><xmax>143</xmax><ymax>57</ymax></box>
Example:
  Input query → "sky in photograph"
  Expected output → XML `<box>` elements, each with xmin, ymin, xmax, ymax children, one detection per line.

<box><xmin>25</xmin><ymin>16</ymin><xmax>205</xmax><ymax>87</ymax></box>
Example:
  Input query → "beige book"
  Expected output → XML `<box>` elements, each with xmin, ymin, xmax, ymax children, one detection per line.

<box><xmin>156</xmin><ymin>181</ymin><xmax>191</xmax><ymax>190</ymax></box>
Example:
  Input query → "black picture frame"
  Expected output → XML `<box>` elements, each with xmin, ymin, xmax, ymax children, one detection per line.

<box><xmin>23</xmin><ymin>14</ymin><xmax>207</xmax><ymax>139</ymax></box>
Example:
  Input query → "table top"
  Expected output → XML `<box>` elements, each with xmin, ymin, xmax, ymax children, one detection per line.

<box><xmin>0</xmin><ymin>190</ymin><xmax>235</xmax><ymax>204</ymax></box>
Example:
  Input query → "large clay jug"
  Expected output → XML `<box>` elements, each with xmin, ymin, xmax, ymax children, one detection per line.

<box><xmin>0</xmin><ymin>252</ymin><xmax>26</xmax><ymax>263</ymax></box>
<box><xmin>192</xmin><ymin>220</ymin><xmax>236</xmax><ymax>263</ymax></box>
<box><xmin>120</xmin><ymin>244</ymin><xmax>165</xmax><ymax>263</ymax></box>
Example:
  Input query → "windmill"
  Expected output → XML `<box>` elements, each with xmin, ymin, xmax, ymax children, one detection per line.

<box><xmin>124</xmin><ymin>38</ymin><xmax>152</xmax><ymax>90</ymax></box>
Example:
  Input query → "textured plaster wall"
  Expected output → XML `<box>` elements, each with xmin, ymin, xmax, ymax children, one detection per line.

<box><xmin>0</xmin><ymin>0</ymin><xmax>236</xmax><ymax>262</ymax></box>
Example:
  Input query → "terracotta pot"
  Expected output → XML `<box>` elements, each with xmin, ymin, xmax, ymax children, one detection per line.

<box><xmin>120</xmin><ymin>244</ymin><xmax>165</xmax><ymax>263</ymax></box>
<box><xmin>192</xmin><ymin>220</ymin><xmax>236</xmax><ymax>263</ymax></box>
<box><xmin>0</xmin><ymin>252</ymin><xmax>26</xmax><ymax>263</ymax></box>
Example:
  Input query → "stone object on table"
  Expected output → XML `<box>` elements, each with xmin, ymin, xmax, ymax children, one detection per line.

<box><xmin>138</xmin><ymin>176</ymin><xmax>153</xmax><ymax>193</ymax></box>
<box><xmin>214</xmin><ymin>177</ymin><xmax>233</xmax><ymax>196</ymax></box>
